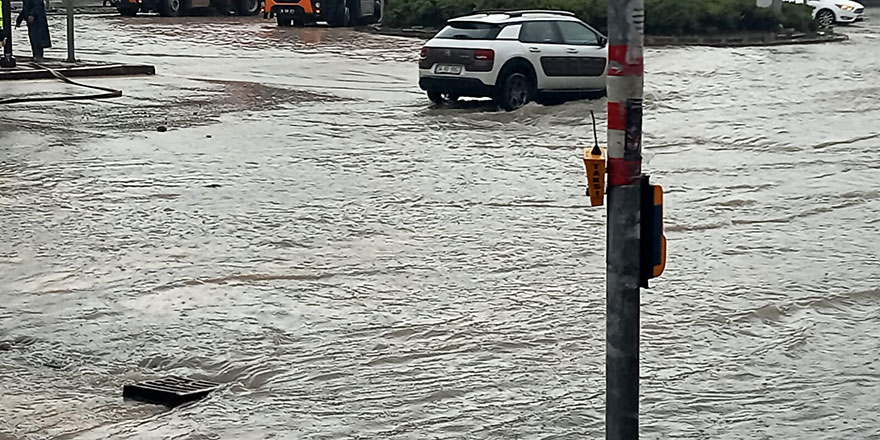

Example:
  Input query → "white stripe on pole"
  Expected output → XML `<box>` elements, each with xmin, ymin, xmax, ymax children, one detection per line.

<box><xmin>606</xmin><ymin>75</ymin><xmax>645</xmax><ymax>104</ymax></box>
<box><xmin>608</xmin><ymin>129</ymin><xmax>626</xmax><ymax>159</ymax></box>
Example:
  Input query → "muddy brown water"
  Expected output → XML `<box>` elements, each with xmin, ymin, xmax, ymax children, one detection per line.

<box><xmin>1</xmin><ymin>11</ymin><xmax>879</xmax><ymax>439</ymax></box>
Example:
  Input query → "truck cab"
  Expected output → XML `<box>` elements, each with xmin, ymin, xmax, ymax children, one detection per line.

<box><xmin>264</xmin><ymin>0</ymin><xmax>381</xmax><ymax>27</ymax></box>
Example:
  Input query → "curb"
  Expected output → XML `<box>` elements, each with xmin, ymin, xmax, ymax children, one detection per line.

<box><xmin>0</xmin><ymin>59</ymin><xmax>155</xmax><ymax>81</ymax></box>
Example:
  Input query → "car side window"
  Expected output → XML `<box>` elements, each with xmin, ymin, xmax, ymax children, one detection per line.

<box><xmin>520</xmin><ymin>21</ymin><xmax>562</xmax><ymax>44</ymax></box>
<box><xmin>557</xmin><ymin>21</ymin><xmax>600</xmax><ymax>46</ymax></box>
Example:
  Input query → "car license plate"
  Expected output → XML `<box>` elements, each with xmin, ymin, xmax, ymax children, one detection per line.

<box><xmin>435</xmin><ymin>64</ymin><xmax>463</xmax><ymax>75</ymax></box>
<box><xmin>279</xmin><ymin>8</ymin><xmax>295</xmax><ymax>13</ymax></box>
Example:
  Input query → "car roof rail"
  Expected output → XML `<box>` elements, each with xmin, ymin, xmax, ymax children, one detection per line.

<box><xmin>450</xmin><ymin>10</ymin><xmax>509</xmax><ymax>19</ymax></box>
<box><xmin>454</xmin><ymin>9</ymin><xmax>577</xmax><ymax>19</ymax></box>
<box><xmin>467</xmin><ymin>9</ymin><xmax>509</xmax><ymax>15</ymax></box>
<box><xmin>506</xmin><ymin>10</ymin><xmax>577</xmax><ymax>17</ymax></box>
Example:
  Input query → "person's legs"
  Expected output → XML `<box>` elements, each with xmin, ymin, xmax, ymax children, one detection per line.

<box><xmin>33</xmin><ymin>46</ymin><xmax>43</xmax><ymax>62</ymax></box>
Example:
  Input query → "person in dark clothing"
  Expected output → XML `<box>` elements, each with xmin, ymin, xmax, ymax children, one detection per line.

<box><xmin>15</xmin><ymin>0</ymin><xmax>51</xmax><ymax>62</ymax></box>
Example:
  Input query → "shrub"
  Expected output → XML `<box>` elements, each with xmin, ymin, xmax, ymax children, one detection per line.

<box><xmin>646</xmin><ymin>0</ymin><xmax>815</xmax><ymax>35</ymax></box>
<box><xmin>384</xmin><ymin>0</ymin><xmax>606</xmax><ymax>30</ymax></box>
<box><xmin>384</xmin><ymin>0</ymin><xmax>815</xmax><ymax>35</ymax></box>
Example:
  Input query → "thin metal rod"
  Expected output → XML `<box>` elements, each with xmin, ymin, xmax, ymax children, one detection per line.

<box><xmin>591</xmin><ymin>110</ymin><xmax>599</xmax><ymax>151</ymax></box>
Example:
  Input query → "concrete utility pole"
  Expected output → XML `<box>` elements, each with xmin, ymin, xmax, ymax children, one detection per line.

<box><xmin>606</xmin><ymin>0</ymin><xmax>645</xmax><ymax>438</ymax></box>
<box><xmin>65</xmin><ymin>0</ymin><xmax>76</xmax><ymax>62</ymax></box>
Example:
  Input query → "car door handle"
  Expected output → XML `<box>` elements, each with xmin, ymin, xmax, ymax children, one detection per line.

<box><xmin>529</xmin><ymin>47</ymin><xmax>541</xmax><ymax>53</ymax></box>
<box><xmin>566</xmin><ymin>48</ymin><xmax>579</xmax><ymax>54</ymax></box>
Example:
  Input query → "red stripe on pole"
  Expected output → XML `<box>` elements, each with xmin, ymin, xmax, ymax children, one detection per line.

<box><xmin>608</xmin><ymin>45</ymin><xmax>628</xmax><ymax>63</ymax></box>
<box><xmin>608</xmin><ymin>102</ymin><xmax>626</xmax><ymax>131</ymax></box>
<box><xmin>607</xmin><ymin>45</ymin><xmax>644</xmax><ymax>77</ymax></box>
<box><xmin>608</xmin><ymin>158</ymin><xmax>642</xmax><ymax>186</ymax></box>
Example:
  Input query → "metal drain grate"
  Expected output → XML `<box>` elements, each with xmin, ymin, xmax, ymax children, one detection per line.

<box><xmin>123</xmin><ymin>376</ymin><xmax>219</xmax><ymax>408</ymax></box>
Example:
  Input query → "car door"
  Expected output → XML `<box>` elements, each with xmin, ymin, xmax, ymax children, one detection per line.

<box><xmin>518</xmin><ymin>21</ymin><xmax>569</xmax><ymax>90</ymax></box>
<box><xmin>555</xmin><ymin>20</ymin><xmax>608</xmax><ymax>90</ymax></box>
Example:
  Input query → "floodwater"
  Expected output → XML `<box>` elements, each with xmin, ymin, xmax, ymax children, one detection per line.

<box><xmin>1</xmin><ymin>10</ymin><xmax>879</xmax><ymax>440</ymax></box>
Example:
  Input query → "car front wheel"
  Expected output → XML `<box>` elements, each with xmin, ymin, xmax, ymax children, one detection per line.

<box><xmin>496</xmin><ymin>72</ymin><xmax>532</xmax><ymax>111</ymax></box>
<box><xmin>817</xmin><ymin>9</ymin><xmax>835</xmax><ymax>27</ymax></box>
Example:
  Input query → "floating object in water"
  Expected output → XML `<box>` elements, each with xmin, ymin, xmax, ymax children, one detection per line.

<box><xmin>123</xmin><ymin>376</ymin><xmax>219</xmax><ymax>408</ymax></box>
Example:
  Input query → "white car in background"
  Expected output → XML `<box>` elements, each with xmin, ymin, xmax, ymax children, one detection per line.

<box><xmin>418</xmin><ymin>10</ymin><xmax>608</xmax><ymax>110</ymax></box>
<box><xmin>785</xmin><ymin>0</ymin><xmax>865</xmax><ymax>26</ymax></box>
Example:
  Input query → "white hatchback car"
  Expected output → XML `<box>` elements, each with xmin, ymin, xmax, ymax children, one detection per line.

<box><xmin>784</xmin><ymin>0</ymin><xmax>865</xmax><ymax>26</ymax></box>
<box><xmin>418</xmin><ymin>10</ymin><xmax>608</xmax><ymax>110</ymax></box>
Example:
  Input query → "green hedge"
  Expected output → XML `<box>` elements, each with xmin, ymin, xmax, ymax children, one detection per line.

<box><xmin>384</xmin><ymin>0</ymin><xmax>815</xmax><ymax>35</ymax></box>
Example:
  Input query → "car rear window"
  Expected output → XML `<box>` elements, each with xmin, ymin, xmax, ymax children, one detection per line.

<box><xmin>435</xmin><ymin>22</ymin><xmax>502</xmax><ymax>40</ymax></box>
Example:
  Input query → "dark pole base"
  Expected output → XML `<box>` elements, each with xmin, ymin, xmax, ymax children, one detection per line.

<box><xmin>0</xmin><ymin>55</ymin><xmax>16</xmax><ymax>68</ymax></box>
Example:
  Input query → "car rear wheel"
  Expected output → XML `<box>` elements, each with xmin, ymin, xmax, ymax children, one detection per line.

<box><xmin>427</xmin><ymin>91</ymin><xmax>459</xmax><ymax>105</ymax></box>
<box><xmin>817</xmin><ymin>9</ymin><xmax>835</xmax><ymax>27</ymax></box>
<box><xmin>158</xmin><ymin>0</ymin><xmax>182</xmax><ymax>16</ymax></box>
<box><xmin>497</xmin><ymin>72</ymin><xmax>532</xmax><ymax>111</ymax></box>
<box><xmin>235</xmin><ymin>0</ymin><xmax>260</xmax><ymax>15</ymax></box>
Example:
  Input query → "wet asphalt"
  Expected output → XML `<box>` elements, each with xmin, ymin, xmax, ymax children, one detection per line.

<box><xmin>1</xmin><ymin>10</ymin><xmax>880</xmax><ymax>439</ymax></box>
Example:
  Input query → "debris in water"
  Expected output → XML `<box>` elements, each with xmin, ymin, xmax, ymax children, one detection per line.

<box><xmin>123</xmin><ymin>376</ymin><xmax>219</xmax><ymax>408</ymax></box>
<box><xmin>157</xmin><ymin>125</ymin><xmax>168</xmax><ymax>132</ymax></box>
<box><xmin>42</xmin><ymin>360</ymin><xmax>65</xmax><ymax>369</ymax></box>
<box><xmin>205</xmin><ymin>183</ymin><xmax>221</xmax><ymax>188</ymax></box>
<box><xmin>206</xmin><ymin>134</ymin><xmax>212</xmax><ymax>138</ymax></box>
<box><xmin>0</xmin><ymin>341</ymin><xmax>12</xmax><ymax>351</ymax></box>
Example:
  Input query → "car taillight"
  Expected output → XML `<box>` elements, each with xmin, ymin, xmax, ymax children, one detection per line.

<box><xmin>420</xmin><ymin>47</ymin><xmax>427</xmax><ymax>59</ymax></box>
<box><xmin>474</xmin><ymin>49</ymin><xmax>494</xmax><ymax>61</ymax></box>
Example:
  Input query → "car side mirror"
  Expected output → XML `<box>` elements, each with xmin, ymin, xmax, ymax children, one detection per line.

<box><xmin>598</xmin><ymin>36</ymin><xmax>608</xmax><ymax>46</ymax></box>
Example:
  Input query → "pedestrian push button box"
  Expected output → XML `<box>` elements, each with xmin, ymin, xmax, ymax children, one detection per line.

<box><xmin>584</xmin><ymin>145</ymin><xmax>606</xmax><ymax>207</ymax></box>
<box><xmin>640</xmin><ymin>175</ymin><xmax>666</xmax><ymax>288</ymax></box>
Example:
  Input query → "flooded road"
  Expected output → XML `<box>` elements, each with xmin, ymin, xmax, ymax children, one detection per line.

<box><xmin>2</xmin><ymin>10</ymin><xmax>879</xmax><ymax>439</ymax></box>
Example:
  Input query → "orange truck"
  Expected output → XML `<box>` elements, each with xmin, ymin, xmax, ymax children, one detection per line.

<box><xmin>263</xmin><ymin>0</ymin><xmax>381</xmax><ymax>27</ymax></box>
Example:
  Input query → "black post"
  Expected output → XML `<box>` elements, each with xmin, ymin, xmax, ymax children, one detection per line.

<box><xmin>1</xmin><ymin>0</ymin><xmax>16</xmax><ymax>67</ymax></box>
<box><xmin>66</xmin><ymin>0</ymin><xmax>76</xmax><ymax>62</ymax></box>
